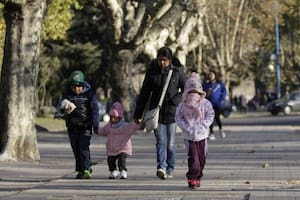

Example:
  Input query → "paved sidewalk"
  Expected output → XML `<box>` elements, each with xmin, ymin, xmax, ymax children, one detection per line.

<box><xmin>0</xmin><ymin>114</ymin><xmax>300</xmax><ymax>200</ymax></box>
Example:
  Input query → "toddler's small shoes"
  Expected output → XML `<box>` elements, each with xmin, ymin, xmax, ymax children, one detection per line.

<box><xmin>120</xmin><ymin>170</ymin><xmax>127</xmax><ymax>179</ymax></box>
<box><xmin>109</xmin><ymin>170</ymin><xmax>120</xmax><ymax>179</ymax></box>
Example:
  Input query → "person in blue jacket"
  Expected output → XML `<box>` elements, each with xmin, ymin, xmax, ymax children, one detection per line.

<box><xmin>203</xmin><ymin>70</ymin><xmax>227</xmax><ymax>140</ymax></box>
<box><xmin>56</xmin><ymin>70</ymin><xmax>99</xmax><ymax>179</ymax></box>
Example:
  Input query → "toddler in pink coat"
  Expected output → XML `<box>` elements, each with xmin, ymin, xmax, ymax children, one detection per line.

<box><xmin>97</xmin><ymin>101</ymin><xmax>140</xmax><ymax>179</ymax></box>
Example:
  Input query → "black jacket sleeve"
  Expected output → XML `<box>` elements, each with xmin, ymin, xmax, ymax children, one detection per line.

<box><xmin>133</xmin><ymin>66</ymin><xmax>153</xmax><ymax>120</ymax></box>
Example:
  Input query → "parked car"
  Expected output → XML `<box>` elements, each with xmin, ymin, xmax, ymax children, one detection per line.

<box><xmin>267</xmin><ymin>90</ymin><xmax>300</xmax><ymax>115</ymax></box>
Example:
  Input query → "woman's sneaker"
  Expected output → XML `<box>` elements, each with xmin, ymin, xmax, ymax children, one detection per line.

<box><xmin>166</xmin><ymin>171</ymin><xmax>174</xmax><ymax>179</ymax></box>
<box><xmin>120</xmin><ymin>170</ymin><xmax>127</xmax><ymax>179</ymax></box>
<box><xmin>109</xmin><ymin>170</ymin><xmax>119</xmax><ymax>179</ymax></box>
<box><xmin>220</xmin><ymin>130</ymin><xmax>226</xmax><ymax>138</ymax></box>
<box><xmin>208</xmin><ymin>134</ymin><xmax>216</xmax><ymax>140</ymax></box>
<box><xmin>156</xmin><ymin>168</ymin><xmax>167</xmax><ymax>180</ymax></box>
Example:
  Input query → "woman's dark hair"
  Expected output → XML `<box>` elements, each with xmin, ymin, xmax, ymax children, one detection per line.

<box><xmin>171</xmin><ymin>56</ymin><xmax>183</xmax><ymax>67</ymax></box>
<box><xmin>210</xmin><ymin>70</ymin><xmax>222</xmax><ymax>82</ymax></box>
<box><xmin>210</xmin><ymin>70</ymin><xmax>217</xmax><ymax>76</ymax></box>
<box><xmin>157</xmin><ymin>47</ymin><xmax>173</xmax><ymax>60</ymax></box>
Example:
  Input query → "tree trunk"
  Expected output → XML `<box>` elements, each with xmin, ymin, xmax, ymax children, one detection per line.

<box><xmin>0</xmin><ymin>0</ymin><xmax>48</xmax><ymax>161</ymax></box>
<box><xmin>110</xmin><ymin>49</ymin><xmax>137</xmax><ymax>120</ymax></box>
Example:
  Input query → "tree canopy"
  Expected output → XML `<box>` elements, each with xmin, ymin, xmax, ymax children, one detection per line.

<box><xmin>0</xmin><ymin>0</ymin><xmax>299</xmax><ymax>109</ymax></box>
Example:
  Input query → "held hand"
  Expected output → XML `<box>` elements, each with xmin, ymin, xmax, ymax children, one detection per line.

<box><xmin>64</xmin><ymin>107</ymin><xmax>73</xmax><ymax>114</ymax></box>
<box><xmin>134</xmin><ymin>118</ymin><xmax>142</xmax><ymax>124</ymax></box>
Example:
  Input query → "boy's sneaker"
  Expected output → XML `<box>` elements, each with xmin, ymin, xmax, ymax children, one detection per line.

<box><xmin>76</xmin><ymin>171</ymin><xmax>83</xmax><ymax>179</ymax></box>
<box><xmin>109</xmin><ymin>170</ymin><xmax>119</xmax><ymax>179</ymax></box>
<box><xmin>76</xmin><ymin>170</ymin><xmax>91</xmax><ymax>179</ymax></box>
<box><xmin>220</xmin><ymin>130</ymin><xmax>226</xmax><ymax>138</ymax></box>
<box><xmin>208</xmin><ymin>134</ymin><xmax>216</xmax><ymax>140</ymax></box>
<box><xmin>156</xmin><ymin>168</ymin><xmax>167</xmax><ymax>180</ymax></box>
<box><xmin>188</xmin><ymin>179</ymin><xmax>200</xmax><ymax>189</ymax></box>
<box><xmin>120</xmin><ymin>170</ymin><xmax>127</xmax><ymax>179</ymax></box>
<box><xmin>81</xmin><ymin>170</ymin><xmax>92</xmax><ymax>179</ymax></box>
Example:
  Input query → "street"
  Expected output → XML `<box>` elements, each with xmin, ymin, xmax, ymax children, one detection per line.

<box><xmin>0</xmin><ymin>112</ymin><xmax>299</xmax><ymax>200</ymax></box>
<box><xmin>224</xmin><ymin>112</ymin><xmax>300</xmax><ymax>126</ymax></box>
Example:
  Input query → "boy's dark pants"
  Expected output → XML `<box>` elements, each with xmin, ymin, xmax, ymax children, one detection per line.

<box><xmin>186</xmin><ymin>139</ymin><xmax>207</xmax><ymax>180</ymax></box>
<box><xmin>107</xmin><ymin>152</ymin><xmax>128</xmax><ymax>171</ymax></box>
<box><xmin>68</xmin><ymin>128</ymin><xmax>92</xmax><ymax>172</ymax></box>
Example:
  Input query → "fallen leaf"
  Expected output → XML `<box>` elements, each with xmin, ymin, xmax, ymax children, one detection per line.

<box><xmin>286</xmin><ymin>179</ymin><xmax>300</xmax><ymax>184</ymax></box>
<box><xmin>248</xmin><ymin>150</ymin><xmax>256</xmax><ymax>154</ymax></box>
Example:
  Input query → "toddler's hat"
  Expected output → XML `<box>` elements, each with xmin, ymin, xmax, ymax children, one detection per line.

<box><xmin>109</xmin><ymin>101</ymin><xmax>124</xmax><ymax>118</ymax></box>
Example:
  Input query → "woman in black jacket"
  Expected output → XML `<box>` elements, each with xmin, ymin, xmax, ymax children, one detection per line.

<box><xmin>134</xmin><ymin>47</ymin><xmax>186</xmax><ymax>179</ymax></box>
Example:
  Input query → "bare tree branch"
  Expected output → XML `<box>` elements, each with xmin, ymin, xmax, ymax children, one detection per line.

<box><xmin>102</xmin><ymin>0</ymin><xmax>123</xmax><ymax>44</ymax></box>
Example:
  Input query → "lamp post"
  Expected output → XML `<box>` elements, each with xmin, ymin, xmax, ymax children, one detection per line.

<box><xmin>274</xmin><ymin>0</ymin><xmax>281</xmax><ymax>98</ymax></box>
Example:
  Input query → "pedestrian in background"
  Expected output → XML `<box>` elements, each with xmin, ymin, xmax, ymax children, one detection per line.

<box><xmin>133</xmin><ymin>47</ymin><xmax>186</xmax><ymax>180</ymax></box>
<box><xmin>97</xmin><ymin>102</ymin><xmax>140</xmax><ymax>179</ymax></box>
<box><xmin>56</xmin><ymin>70</ymin><xmax>99</xmax><ymax>179</ymax></box>
<box><xmin>175</xmin><ymin>72</ymin><xmax>214</xmax><ymax>189</ymax></box>
<box><xmin>203</xmin><ymin>70</ymin><xmax>227</xmax><ymax>140</ymax></box>
<box><xmin>239</xmin><ymin>94</ymin><xmax>247</xmax><ymax>112</ymax></box>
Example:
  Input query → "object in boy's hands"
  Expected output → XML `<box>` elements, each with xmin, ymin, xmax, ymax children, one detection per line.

<box><xmin>60</xmin><ymin>99</ymin><xmax>76</xmax><ymax>114</ymax></box>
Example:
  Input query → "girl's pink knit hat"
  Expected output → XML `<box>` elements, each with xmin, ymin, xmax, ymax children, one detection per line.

<box><xmin>109</xmin><ymin>101</ymin><xmax>124</xmax><ymax>118</ymax></box>
<box><xmin>184</xmin><ymin>72</ymin><xmax>205</xmax><ymax>95</ymax></box>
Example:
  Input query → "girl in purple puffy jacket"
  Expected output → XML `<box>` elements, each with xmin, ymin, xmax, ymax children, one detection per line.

<box><xmin>175</xmin><ymin>73</ymin><xmax>215</xmax><ymax>189</ymax></box>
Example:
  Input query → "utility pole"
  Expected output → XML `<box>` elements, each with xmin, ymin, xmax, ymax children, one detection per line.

<box><xmin>274</xmin><ymin>0</ymin><xmax>281</xmax><ymax>98</ymax></box>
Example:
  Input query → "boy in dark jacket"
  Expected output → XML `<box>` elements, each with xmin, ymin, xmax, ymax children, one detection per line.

<box><xmin>56</xmin><ymin>70</ymin><xmax>99</xmax><ymax>179</ymax></box>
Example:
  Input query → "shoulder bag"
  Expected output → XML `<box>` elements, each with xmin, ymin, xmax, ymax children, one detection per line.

<box><xmin>143</xmin><ymin>69</ymin><xmax>173</xmax><ymax>133</ymax></box>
